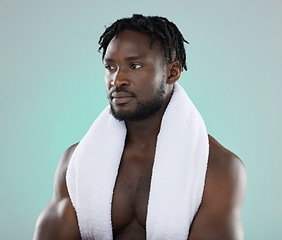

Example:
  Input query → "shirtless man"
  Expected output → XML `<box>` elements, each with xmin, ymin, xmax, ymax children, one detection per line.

<box><xmin>33</xmin><ymin>15</ymin><xmax>247</xmax><ymax>240</ymax></box>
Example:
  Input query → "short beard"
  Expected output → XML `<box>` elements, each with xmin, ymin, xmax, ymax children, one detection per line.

<box><xmin>110</xmin><ymin>83</ymin><xmax>166</xmax><ymax>122</ymax></box>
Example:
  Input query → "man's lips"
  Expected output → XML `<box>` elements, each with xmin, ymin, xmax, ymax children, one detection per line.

<box><xmin>111</xmin><ymin>91</ymin><xmax>134</xmax><ymax>104</ymax></box>
<box><xmin>111</xmin><ymin>92</ymin><xmax>133</xmax><ymax>98</ymax></box>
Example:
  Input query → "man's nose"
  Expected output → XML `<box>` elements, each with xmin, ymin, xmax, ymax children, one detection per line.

<box><xmin>111</xmin><ymin>68</ymin><xmax>130</xmax><ymax>87</ymax></box>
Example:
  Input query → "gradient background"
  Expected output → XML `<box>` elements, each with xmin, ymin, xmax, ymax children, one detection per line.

<box><xmin>1</xmin><ymin>0</ymin><xmax>281</xmax><ymax>239</ymax></box>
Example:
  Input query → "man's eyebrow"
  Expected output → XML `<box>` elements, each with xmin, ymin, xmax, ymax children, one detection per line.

<box><xmin>104</xmin><ymin>58</ymin><xmax>114</xmax><ymax>63</ymax></box>
<box><xmin>125</xmin><ymin>55</ymin><xmax>145</xmax><ymax>61</ymax></box>
<box><xmin>103</xmin><ymin>55</ymin><xmax>145</xmax><ymax>63</ymax></box>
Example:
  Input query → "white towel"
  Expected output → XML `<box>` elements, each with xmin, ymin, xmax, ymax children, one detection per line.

<box><xmin>66</xmin><ymin>82</ymin><xmax>209</xmax><ymax>240</ymax></box>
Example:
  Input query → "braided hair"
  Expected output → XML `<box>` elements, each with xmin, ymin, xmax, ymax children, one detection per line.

<box><xmin>98</xmin><ymin>14</ymin><xmax>189</xmax><ymax>71</ymax></box>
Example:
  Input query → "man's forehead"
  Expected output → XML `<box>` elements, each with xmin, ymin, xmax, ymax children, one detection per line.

<box><xmin>104</xmin><ymin>30</ymin><xmax>162</xmax><ymax>58</ymax></box>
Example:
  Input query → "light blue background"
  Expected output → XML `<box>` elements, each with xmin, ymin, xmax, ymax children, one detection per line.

<box><xmin>1</xmin><ymin>0</ymin><xmax>281</xmax><ymax>239</ymax></box>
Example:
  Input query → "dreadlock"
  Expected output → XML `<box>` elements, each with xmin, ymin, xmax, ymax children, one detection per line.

<box><xmin>98</xmin><ymin>14</ymin><xmax>189</xmax><ymax>71</ymax></box>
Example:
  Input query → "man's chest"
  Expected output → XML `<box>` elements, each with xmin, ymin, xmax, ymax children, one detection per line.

<box><xmin>111</xmin><ymin>147</ymin><xmax>154</xmax><ymax>237</ymax></box>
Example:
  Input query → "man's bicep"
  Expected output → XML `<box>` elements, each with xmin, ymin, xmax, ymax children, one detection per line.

<box><xmin>188</xmin><ymin>203</ymin><xmax>244</xmax><ymax>240</ymax></box>
<box><xmin>188</xmin><ymin>152</ymin><xmax>247</xmax><ymax>240</ymax></box>
<box><xmin>33</xmin><ymin>198</ymin><xmax>81</xmax><ymax>240</ymax></box>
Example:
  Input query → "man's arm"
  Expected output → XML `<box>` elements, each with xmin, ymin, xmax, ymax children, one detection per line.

<box><xmin>188</xmin><ymin>135</ymin><xmax>247</xmax><ymax>240</ymax></box>
<box><xmin>33</xmin><ymin>143</ymin><xmax>81</xmax><ymax>240</ymax></box>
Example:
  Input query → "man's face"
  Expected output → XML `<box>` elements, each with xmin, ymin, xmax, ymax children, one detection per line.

<box><xmin>103</xmin><ymin>29</ymin><xmax>169</xmax><ymax>121</ymax></box>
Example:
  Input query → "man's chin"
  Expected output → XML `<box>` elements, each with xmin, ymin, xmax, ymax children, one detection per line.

<box><xmin>110</xmin><ymin>107</ymin><xmax>134</xmax><ymax>121</ymax></box>
<box><xmin>109</xmin><ymin>96</ymin><xmax>164</xmax><ymax>122</ymax></box>
<box><xmin>110</xmin><ymin>108</ymin><xmax>159</xmax><ymax>122</ymax></box>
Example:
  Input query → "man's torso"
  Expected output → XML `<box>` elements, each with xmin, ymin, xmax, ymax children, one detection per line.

<box><xmin>111</xmin><ymin>141</ymin><xmax>156</xmax><ymax>239</ymax></box>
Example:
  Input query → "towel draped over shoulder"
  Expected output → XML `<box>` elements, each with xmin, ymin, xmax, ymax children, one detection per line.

<box><xmin>66</xmin><ymin>83</ymin><xmax>209</xmax><ymax>240</ymax></box>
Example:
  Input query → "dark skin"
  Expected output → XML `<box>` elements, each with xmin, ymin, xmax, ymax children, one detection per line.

<box><xmin>33</xmin><ymin>30</ymin><xmax>247</xmax><ymax>240</ymax></box>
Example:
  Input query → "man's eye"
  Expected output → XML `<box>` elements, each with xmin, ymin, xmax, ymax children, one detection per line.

<box><xmin>105</xmin><ymin>65</ymin><xmax>114</xmax><ymax>70</ymax></box>
<box><xmin>130</xmin><ymin>64</ymin><xmax>142</xmax><ymax>69</ymax></box>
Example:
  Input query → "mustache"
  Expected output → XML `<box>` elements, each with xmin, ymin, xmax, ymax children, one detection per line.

<box><xmin>108</xmin><ymin>86</ymin><xmax>135</xmax><ymax>98</ymax></box>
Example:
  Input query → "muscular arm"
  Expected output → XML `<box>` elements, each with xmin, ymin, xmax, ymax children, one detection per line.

<box><xmin>33</xmin><ymin>143</ymin><xmax>81</xmax><ymax>240</ymax></box>
<box><xmin>188</xmin><ymin>136</ymin><xmax>247</xmax><ymax>240</ymax></box>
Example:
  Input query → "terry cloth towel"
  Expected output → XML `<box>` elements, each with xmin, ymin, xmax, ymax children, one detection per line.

<box><xmin>66</xmin><ymin>82</ymin><xmax>209</xmax><ymax>240</ymax></box>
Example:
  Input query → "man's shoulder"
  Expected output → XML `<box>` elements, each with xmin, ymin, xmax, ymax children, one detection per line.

<box><xmin>33</xmin><ymin>142</ymin><xmax>81</xmax><ymax>240</ymax></box>
<box><xmin>188</xmin><ymin>137</ymin><xmax>247</xmax><ymax>238</ymax></box>
<box><xmin>207</xmin><ymin>134</ymin><xmax>245</xmax><ymax>171</ymax></box>
<box><xmin>59</xmin><ymin>143</ymin><xmax>79</xmax><ymax>168</ymax></box>
<box><xmin>53</xmin><ymin>142</ymin><xmax>79</xmax><ymax>199</ymax></box>
<box><xmin>204</xmin><ymin>134</ymin><xmax>247</xmax><ymax>207</ymax></box>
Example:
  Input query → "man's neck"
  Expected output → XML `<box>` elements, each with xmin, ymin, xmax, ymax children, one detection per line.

<box><xmin>125</xmin><ymin>116</ymin><xmax>162</xmax><ymax>148</ymax></box>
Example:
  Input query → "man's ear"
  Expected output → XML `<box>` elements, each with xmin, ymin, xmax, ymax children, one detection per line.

<box><xmin>167</xmin><ymin>61</ymin><xmax>182</xmax><ymax>85</ymax></box>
